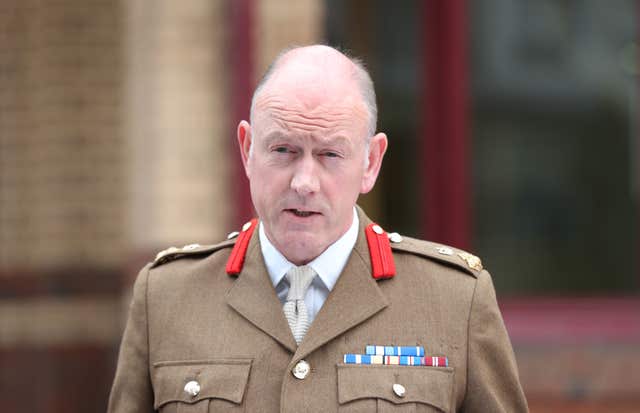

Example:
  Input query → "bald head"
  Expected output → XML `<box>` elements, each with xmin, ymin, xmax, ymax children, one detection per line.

<box><xmin>250</xmin><ymin>45</ymin><xmax>377</xmax><ymax>138</ymax></box>
<box><xmin>237</xmin><ymin>45</ymin><xmax>389</xmax><ymax>264</ymax></box>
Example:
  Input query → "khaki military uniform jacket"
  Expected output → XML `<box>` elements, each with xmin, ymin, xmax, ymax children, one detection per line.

<box><xmin>108</xmin><ymin>209</ymin><xmax>528</xmax><ymax>412</ymax></box>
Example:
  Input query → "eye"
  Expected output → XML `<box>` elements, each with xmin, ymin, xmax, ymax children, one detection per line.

<box><xmin>321</xmin><ymin>151</ymin><xmax>342</xmax><ymax>159</ymax></box>
<box><xmin>273</xmin><ymin>146</ymin><xmax>293</xmax><ymax>154</ymax></box>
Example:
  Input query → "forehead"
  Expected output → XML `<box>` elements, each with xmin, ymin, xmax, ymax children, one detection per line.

<box><xmin>253</xmin><ymin>78</ymin><xmax>369</xmax><ymax>143</ymax></box>
<box><xmin>254</xmin><ymin>93</ymin><xmax>368</xmax><ymax>137</ymax></box>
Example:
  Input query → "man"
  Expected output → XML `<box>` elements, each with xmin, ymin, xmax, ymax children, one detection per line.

<box><xmin>108</xmin><ymin>45</ymin><xmax>528</xmax><ymax>412</ymax></box>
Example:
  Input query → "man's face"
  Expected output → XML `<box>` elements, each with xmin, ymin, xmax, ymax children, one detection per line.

<box><xmin>238</xmin><ymin>60</ymin><xmax>386</xmax><ymax>264</ymax></box>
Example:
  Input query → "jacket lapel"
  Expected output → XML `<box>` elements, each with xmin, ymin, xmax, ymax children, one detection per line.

<box><xmin>225</xmin><ymin>231</ymin><xmax>298</xmax><ymax>353</ymax></box>
<box><xmin>294</xmin><ymin>210</ymin><xmax>389</xmax><ymax>361</ymax></box>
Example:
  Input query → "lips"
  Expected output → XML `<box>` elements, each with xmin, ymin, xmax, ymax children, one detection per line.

<box><xmin>285</xmin><ymin>208</ymin><xmax>320</xmax><ymax>218</ymax></box>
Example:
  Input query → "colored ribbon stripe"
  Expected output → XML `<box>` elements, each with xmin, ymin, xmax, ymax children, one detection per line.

<box><xmin>422</xmin><ymin>356</ymin><xmax>449</xmax><ymax>367</ymax></box>
<box><xmin>343</xmin><ymin>354</ymin><xmax>384</xmax><ymax>364</ymax></box>
<box><xmin>344</xmin><ymin>353</ymin><xmax>449</xmax><ymax>367</ymax></box>
<box><xmin>384</xmin><ymin>355</ymin><xmax>424</xmax><ymax>365</ymax></box>
<box><xmin>365</xmin><ymin>345</ymin><xmax>425</xmax><ymax>357</ymax></box>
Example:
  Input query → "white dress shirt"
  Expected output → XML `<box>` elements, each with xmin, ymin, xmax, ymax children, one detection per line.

<box><xmin>259</xmin><ymin>208</ymin><xmax>359</xmax><ymax>323</ymax></box>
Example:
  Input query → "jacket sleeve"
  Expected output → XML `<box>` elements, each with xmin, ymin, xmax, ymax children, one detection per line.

<box><xmin>107</xmin><ymin>264</ymin><xmax>155</xmax><ymax>413</ymax></box>
<box><xmin>462</xmin><ymin>270</ymin><xmax>529</xmax><ymax>412</ymax></box>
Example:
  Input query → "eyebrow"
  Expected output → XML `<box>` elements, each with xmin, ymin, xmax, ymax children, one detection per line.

<box><xmin>261</xmin><ymin>132</ymin><xmax>352</xmax><ymax>148</ymax></box>
<box><xmin>321</xmin><ymin>135</ymin><xmax>351</xmax><ymax>147</ymax></box>
<box><xmin>261</xmin><ymin>131</ymin><xmax>287</xmax><ymax>146</ymax></box>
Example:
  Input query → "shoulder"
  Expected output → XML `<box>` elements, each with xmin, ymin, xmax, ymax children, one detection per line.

<box><xmin>387</xmin><ymin>232</ymin><xmax>484</xmax><ymax>278</ymax></box>
<box><xmin>150</xmin><ymin>236</ymin><xmax>238</xmax><ymax>269</ymax></box>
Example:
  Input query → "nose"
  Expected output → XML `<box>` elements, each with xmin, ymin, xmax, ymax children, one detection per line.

<box><xmin>290</xmin><ymin>155</ymin><xmax>320</xmax><ymax>195</ymax></box>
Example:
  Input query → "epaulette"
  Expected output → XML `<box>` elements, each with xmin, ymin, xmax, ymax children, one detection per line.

<box><xmin>151</xmin><ymin>236</ymin><xmax>238</xmax><ymax>269</ymax></box>
<box><xmin>386</xmin><ymin>232</ymin><xmax>483</xmax><ymax>278</ymax></box>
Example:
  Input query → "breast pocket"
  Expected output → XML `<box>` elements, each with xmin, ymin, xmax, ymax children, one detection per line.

<box><xmin>152</xmin><ymin>358</ymin><xmax>252</xmax><ymax>413</ymax></box>
<box><xmin>337</xmin><ymin>364</ymin><xmax>454</xmax><ymax>413</ymax></box>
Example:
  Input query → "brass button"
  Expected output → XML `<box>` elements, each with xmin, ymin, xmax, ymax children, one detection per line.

<box><xmin>392</xmin><ymin>383</ymin><xmax>406</xmax><ymax>398</ymax></box>
<box><xmin>184</xmin><ymin>380</ymin><xmax>200</xmax><ymax>397</ymax></box>
<box><xmin>388</xmin><ymin>232</ymin><xmax>402</xmax><ymax>243</ymax></box>
<box><xmin>372</xmin><ymin>225</ymin><xmax>384</xmax><ymax>235</ymax></box>
<box><xmin>292</xmin><ymin>360</ymin><xmax>310</xmax><ymax>380</ymax></box>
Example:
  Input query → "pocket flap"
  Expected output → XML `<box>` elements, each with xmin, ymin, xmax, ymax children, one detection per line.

<box><xmin>337</xmin><ymin>364</ymin><xmax>453</xmax><ymax>411</ymax></box>
<box><xmin>153</xmin><ymin>358</ymin><xmax>252</xmax><ymax>409</ymax></box>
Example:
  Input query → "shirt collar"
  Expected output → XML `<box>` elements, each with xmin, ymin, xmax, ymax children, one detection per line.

<box><xmin>259</xmin><ymin>208</ymin><xmax>359</xmax><ymax>291</ymax></box>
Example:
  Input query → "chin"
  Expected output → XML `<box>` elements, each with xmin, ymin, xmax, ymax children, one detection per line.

<box><xmin>281</xmin><ymin>237</ymin><xmax>324</xmax><ymax>265</ymax></box>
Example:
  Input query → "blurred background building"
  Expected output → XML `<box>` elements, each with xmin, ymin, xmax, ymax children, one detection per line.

<box><xmin>1</xmin><ymin>0</ymin><xmax>639</xmax><ymax>411</ymax></box>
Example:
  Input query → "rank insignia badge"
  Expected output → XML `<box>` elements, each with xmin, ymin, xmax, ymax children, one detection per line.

<box><xmin>458</xmin><ymin>252</ymin><xmax>483</xmax><ymax>271</ymax></box>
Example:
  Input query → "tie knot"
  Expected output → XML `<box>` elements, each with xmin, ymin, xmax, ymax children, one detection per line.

<box><xmin>285</xmin><ymin>265</ymin><xmax>316</xmax><ymax>301</ymax></box>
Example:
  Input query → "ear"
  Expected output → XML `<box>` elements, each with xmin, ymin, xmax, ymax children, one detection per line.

<box><xmin>360</xmin><ymin>132</ymin><xmax>388</xmax><ymax>194</ymax></box>
<box><xmin>237</xmin><ymin>120</ymin><xmax>252</xmax><ymax>177</ymax></box>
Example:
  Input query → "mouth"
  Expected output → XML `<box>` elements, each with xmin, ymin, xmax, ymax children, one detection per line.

<box><xmin>285</xmin><ymin>208</ymin><xmax>321</xmax><ymax>218</ymax></box>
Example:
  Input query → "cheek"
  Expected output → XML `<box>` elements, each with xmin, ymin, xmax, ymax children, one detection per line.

<box><xmin>251</xmin><ymin>164</ymin><xmax>287</xmax><ymax>197</ymax></box>
<box><xmin>345</xmin><ymin>164</ymin><xmax>367</xmax><ymax>188</ymax></box>
<box><xmin>326</xmin><ymin>170</ymin><xmax>362</xmax><ymax>200</ymax></box>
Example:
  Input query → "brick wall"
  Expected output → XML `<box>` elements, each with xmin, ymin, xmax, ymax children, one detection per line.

<box><xmin>0</xmin><ymin>1</ymin><xmax>126</xmax><ymax>406</ymax></box>
<box><xmin>0</xmin><ymin>0</ymin><xmax>325</xmax><ymax>411</ymax></box>
<box><xmin>0</xmin><ymin>0</ymin><xmax>125</xmax><ymax>270</ymax></box>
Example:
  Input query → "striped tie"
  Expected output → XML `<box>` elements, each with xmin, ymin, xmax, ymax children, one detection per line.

<box><xmin>283</xmin><ymin>265</ymin><xmax>316</xmax><ymax>344</ymax></box>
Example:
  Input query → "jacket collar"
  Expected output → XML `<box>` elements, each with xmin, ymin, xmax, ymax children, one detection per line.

<box><xmin>226</xmin><ymin>206</ymin><xmax>389</xmax><ymax>358</ymax></box>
